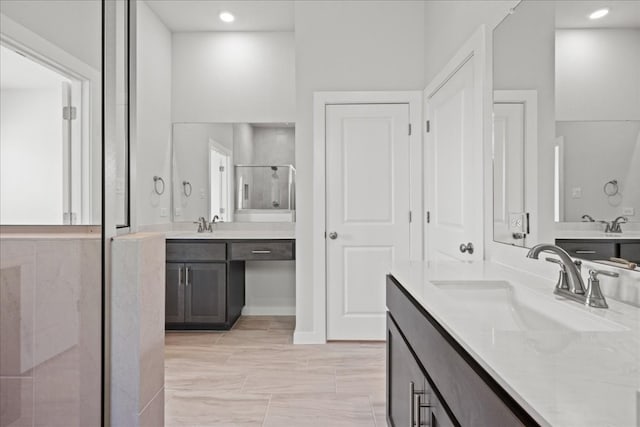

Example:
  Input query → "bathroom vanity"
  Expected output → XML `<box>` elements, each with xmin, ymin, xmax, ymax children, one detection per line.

<box><xmin>165</xmin><ymin>234</ymin><xmax>295</xmax><ymax>330</ymax></box>
<box><xmin>387</xmin><ymin>261</ymin><xmax>640</xmax><ymax>427</ymax></box>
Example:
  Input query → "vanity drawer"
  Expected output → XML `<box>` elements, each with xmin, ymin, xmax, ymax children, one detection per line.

<box><xmin>620</xmin><ymin>243</ymin><xmax>640</xmax><ymax>263</ymax></box>
<box><xmin>555</xmin><ymin>240</ymin><xmax>616</xmax><ymax>260</ymax></box>
<box><xmin>166</xmin><ymin>242</ymin><xmax>226</xmax><ymax>262</ymax></box>
<box><xmin>230</xmin><ymin>240</ymin><xmax>294</xmax><ymax>260</ymax></box>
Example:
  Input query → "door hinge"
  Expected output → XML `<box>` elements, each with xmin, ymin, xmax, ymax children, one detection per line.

<box><xmin>63</xmin><ymin>106</ymin><xmax>77</xmax><ymax>120</ymax></box>
<box><xmin>408</xmin><ymin>123</ymin><xmax>412</xmax><ymax>135</ymax></box>
<box><xmin>409</xmin><ymin>211</ymin><xmax>412</xmax><ymax>223</ymax></box>
<box><xmin>219</xmin><ymin>166</ymin><xmax>225</xmax><ymax>172</ymax></box>
<box><xmin>426</xmin><ymin>120</ymin><xmax>430</xmax><ymax>133</ymax></box>
<box><xmin>426</xmin><ymin>211</ymin><xmax>431</xmax><ymax>223</ymax></box>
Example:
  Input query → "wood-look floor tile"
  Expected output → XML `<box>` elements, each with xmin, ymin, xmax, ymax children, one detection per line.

<box><xmin>243</xmin><ymin>367</ymin><xmax>336</xmax><ymax>394</ymax></box>
<box><xmin>165</xmin><ymin>331</ymin><xmax>224</xmax><ymax>347</ymax></box>
<box><xmin>216</xmin><ymin>330</ymin><xmax>293</xmax><ymax>346</ymax></box>
<box><xmin>263</xmin><ymin>393</ymin><xmax>375</xmax><ymax>427</ymax></box>
<box><xmin>336</xmin><ymin>365</ymin><xmax>386</xmax><ymax>396</ymax></box>
<box><xmin>165</xmin><ymin>368</ymin><xmax>247</xmax><ymax>393</ymax></box>
<box><xmin>268</xmin><ymin>316</ymin><xmax>295</xmax><ymax>330</ymax></box>
<box><xmin>165</xmin><ymin>390</ymin><xmax>269</xmax><ymax>426</ymax></box>
<box><xmin>306</xmin><ymin>343</ymin><xmax>385</xmax><ymax>369</ymax></box>
<box><xmin>225</xmin><ymin>347</ymin><xmax>309</xmax><ymax>371</ymax></box>
<box><xmin>232</xmin><ymin>317</ymin><xmax>271</xmax><ymax>330</ymax></box>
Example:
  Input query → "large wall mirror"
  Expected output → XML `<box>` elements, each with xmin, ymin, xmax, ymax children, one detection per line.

<box><xmin>172</xmin><ymin>123</ymin><xmax>295</xmax><ymax>224</ymax></box>
<box><xmin>492</xmin><ymin>0</ymin><xmax>640</xmax><ymax>267</ymax></box>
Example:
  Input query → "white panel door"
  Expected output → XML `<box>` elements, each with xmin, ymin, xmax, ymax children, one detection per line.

<box><xmin>426</xmin><ymin>57</ymin><xmax>483</xmax><ymax>261</ymax></box>
<box><xmin>493</xmin><ymin>103</ymin><xmax>525</xmax><ymax>245</ymax></box>
<box><xmin>326</xmin><ymin>104</ymin><xmax>410</xmax><ymax>340</ymax></box>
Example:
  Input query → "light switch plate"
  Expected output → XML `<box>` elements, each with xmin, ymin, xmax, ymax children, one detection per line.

<box><xmin>622</xmin><ymin>207</ymin><xmax>635</xmax><ymax>216</ymax></box>
<box><xmin>160</xmin><ymin>208</ymin><xmax>168</xmax><ymax>217</ymax></box>
<box><xmin>175</xmin><ymin>207</ymin><xmax>182</xmax><ymax>216</ymax></box>
<box><xmin>509</xmin><ymin>212</ymin><xmax>527</xmax><ymax>233</ymax></box>
<box><xmin>571</xmin><ymin>187</ymin><xmax>582</xmax><ymax>199</ymax></box>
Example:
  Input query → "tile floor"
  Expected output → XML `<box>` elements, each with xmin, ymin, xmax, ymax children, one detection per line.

<box><xmin>165</xmin><ymin>316</ymin><xmax>387</xmax><ymax>426</ymax></box>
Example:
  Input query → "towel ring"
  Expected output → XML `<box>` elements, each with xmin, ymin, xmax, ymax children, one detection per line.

<box><xmin>182</xmin><ymin>181</ymin><xmax>192</xmax><ymax>197</ymax></box>
<box><xmin>153</xmin><ymin>176</ymin><xmax>165</xmax><ymax>195</ymax></box>
<box><xmin>603</xmin><ymin>179</ymin><xmax>618</xmax><ymax>196</ymax></box>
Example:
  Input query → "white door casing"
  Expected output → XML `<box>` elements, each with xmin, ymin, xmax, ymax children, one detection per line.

<box><xmin>325</xmin><ymin>103</ymin><xmax>410</xmax><ymax>340</ymax></box>
<box><xmin>425</xmin><ymin>28</ymin><xmax>486</xmax><ymax>262</ymax></box>
<box><xmin>493</xmin><ymin>103</ymin><xmax>525</xmax><ymax>245</ymax></box>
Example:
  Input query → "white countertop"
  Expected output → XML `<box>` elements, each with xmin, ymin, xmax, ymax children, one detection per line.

<box><xmin>390</xmin><ymin>260</ymin><xmax>640</xmax><ymax>427</ymax></box>
<box><xmin>165</xmin><ymin>230</ymin><xmax>295</xmax><ymax>240</ymax></box>
<box><xmin>556</xmin><ymin>230</ymin><xmax>640</xmax><ymax>240</ymax></box>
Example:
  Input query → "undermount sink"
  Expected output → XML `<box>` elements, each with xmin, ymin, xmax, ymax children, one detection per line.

<box><xmin>431</xmin><ymin>280</ymin><xmax>626</xmax><ymax>332</ymax></box>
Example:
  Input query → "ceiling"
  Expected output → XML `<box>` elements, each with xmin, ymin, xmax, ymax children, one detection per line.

<box><xmin>145</xmin><ymin>1</ymin><xmax>295</xmax><ymax>32</ymax></box>
<box><xmin>0</xmin><ymin>45</ymin><xmax>70</xmax><ymax>90</ymax></box>
<box><xmin>555</xmin><ymin>1</ymin><xmax>640</xmax><ymax>28</ymax></box>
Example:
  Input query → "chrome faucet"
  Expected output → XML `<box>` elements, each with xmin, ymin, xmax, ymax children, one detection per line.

<box><xmin>610</xmin><ymin>216</ymin><xmax>627</xmax><ymax>233</ymax></box>
<box><xmin>194</xmin><ymin>216</ymin><xmax>211</xmax><ymax>233</ymax></box>
<box><xmin>526</xmin><ymin>244</ymin><xmax>614</xmax><ymax>308</ymax></box>
<box><xmin>527</xmin><ymin>244</ymin><xmax>585</xmax><ymax>294</ymax></box>
<box><xmin>581</xmin><ymin>214</ymin><xmax>595</xmax><ymax>222</ymax></box>
<box><xmin>599</xmin><ymin>216</ymin><xmax>627</xmax><ymax>233</ymax></box>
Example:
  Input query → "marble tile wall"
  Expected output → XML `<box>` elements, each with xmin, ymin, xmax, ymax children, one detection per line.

<box><xmin>0</xmin><ymin>235</ymin><xmax>101</xmax><ymax>427</ymax></box>
<box><xmin>111</xmin><ymin>232</ymin><xmax>165</xmax><ymax>427</ymax></box>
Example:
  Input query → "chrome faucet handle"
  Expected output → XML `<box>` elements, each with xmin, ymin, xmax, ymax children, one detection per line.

<box><xmin>610</xmin><ymin>216</ymin><xmax>628</xmax><ymax>233</ymax></box>
<box><xmin>598</xmin><ymin>220</ymin><xmax>612</xmax><ymax>233</ymax></box>
<box><xmin>546</xmin><ymin>257</ymin><xmax>569</xmax><ymax>291</ymax></box>
<box><xmin>581</xmin><ymin>214</ymin><xmax>595</xmax><ymax>222</ymax></box>
<box><xmin>585</xmin><ymin>269</ymin><xmax>618</xmax><ymax>309</ymax></box>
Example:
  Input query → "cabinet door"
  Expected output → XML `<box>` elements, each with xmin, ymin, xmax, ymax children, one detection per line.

<box><xmin>185</xmin><ymin>263</ymin><xmax>226</xmax><ymax>324</ymax></box>
<box><xmin>387</xmin><ymin>314</ymin><xmax>427</xmax><ymax>427</ymax></box>
<box><xmin>166</xmin><ymin>263</ymin><xmax>185</xmax><ymax>323</ymax></box>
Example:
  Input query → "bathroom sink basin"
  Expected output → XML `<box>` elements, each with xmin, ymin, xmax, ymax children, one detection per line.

<box><xmin>431</xmin><ymin>280</ymin><xmax>626</xmax><ymax>332</ymax></box>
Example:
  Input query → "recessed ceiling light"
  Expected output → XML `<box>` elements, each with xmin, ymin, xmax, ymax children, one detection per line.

<box><xmin>219</xmin><ymin>11</ymin><xmax>235</xmax><ymax>23</ymax></box>
<box><xmin>589</xmin><ymin>8</ymin><xmax>609</xmax><ymax>20</ymax></box>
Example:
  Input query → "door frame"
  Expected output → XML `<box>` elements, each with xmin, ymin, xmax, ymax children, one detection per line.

<box><xmin>305</xmin><ymin>91</ymin><xmax>422</xmax><ymax>344</ymax></box>
<box><xmin>493</xmin><ymin>90</ymin><xmax>539</xmax><ymax>246</ymax></box>
<box><xmin>423</xmin><ymin>26</ymin><xmax>489</xmax><ymax>261</ymax></box>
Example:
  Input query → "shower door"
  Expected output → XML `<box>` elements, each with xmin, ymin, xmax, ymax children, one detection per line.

<box><xmin>0</xmin><ymin>1</ymin><xmax>104</xmax><ymax>426</ymax></box>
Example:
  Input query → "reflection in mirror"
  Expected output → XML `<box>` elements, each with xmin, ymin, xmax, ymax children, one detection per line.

<box><xmin>172</xmin><ymin>123</ymin><xmax>295</xmax><ymax>223</ymax></box>
<box><xmin>492</xmin><ymin>1</ymin><xmax>640</xmax><ymax>265</ymax></box>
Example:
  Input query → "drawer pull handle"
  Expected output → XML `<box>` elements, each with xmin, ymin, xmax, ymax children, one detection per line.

<box><xmin>251</xmin><ymin>250</ymin><xmax>272</xmax><ymax>254</ymax></box>
<box><xmin>575</xmin><ymin>250</ymin><xmax>597</xmax><ymax>254</ymax></box>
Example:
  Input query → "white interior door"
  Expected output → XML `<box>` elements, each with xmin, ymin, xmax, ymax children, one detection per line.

<box><xmin>326</xmin><ymin>103</ymin><xmax>410</xmax><ymax>340</ymax></box>
<box><xmin>426</xmin><ymin>57</ymin><xmax>483</xmax><ymax>261</ymax></box>
<box><xmin>493</xmin><ymin>103</ymin><xmax>525</xmax><ymax>245</ymax></box>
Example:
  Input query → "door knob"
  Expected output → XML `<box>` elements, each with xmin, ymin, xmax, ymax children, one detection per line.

<box><xmin>459</xmin><ymin>242</ymin><xmax>474</xmax><ymax>254</ymax></box>
<box><xmin>328</xmin><ymin>232</ymin><xmax>338</xmax><ymax>240</ymax></box>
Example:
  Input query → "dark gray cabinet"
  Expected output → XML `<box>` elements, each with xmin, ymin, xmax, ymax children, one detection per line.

<box><xmin>165</xmin><ymin>238</ymin><xmax>293</xmax><ymax>330</ymax></box>
<box><xmin>185</xmin><ymin>263</ymin><xmax>226</xmax><ymax>323</ymax></box>
<box><xmin>165</xmin><ymin>261</ymin><xmax>226</xmax><ymax>325</ymax></box>
<box><xmin>165</xmin><ymin>262</ymin><xmax>185</xmax><ymax>323</ymax></box>
<box><xmin>388</xmin><ymin>314</ymin><xmax>455</xmax><ymax>427</ymax></box>
<box><xmin>387</xmin><ymin>275</ymin><xmax>539</xmax><ymax>427</ymax></box>
<box><xmin>556</xmin><ymin>238</ymin><xmax>640</xmax><ymax>263</ymax></box>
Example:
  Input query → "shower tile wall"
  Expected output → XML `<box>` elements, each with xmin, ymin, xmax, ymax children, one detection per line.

<box><xmin>250</xmin><ymin>127</ymin><xmax>295</xmax><ymax>210</ymax></box>
<box><xmin>0</xmin><ymin>236</ymin><xmax>101</xmax><ymax>427</ymax></box>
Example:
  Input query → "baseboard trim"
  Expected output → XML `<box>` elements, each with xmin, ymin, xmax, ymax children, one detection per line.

<box><xmin>293</xmin><ymin>330</ymin><xmax>326</xmax><ymax>345</ymax></box>
<box><xmin>241</xmin><ymin>306</ymin><xmax>295</xmax><ymax>316</ymax></box>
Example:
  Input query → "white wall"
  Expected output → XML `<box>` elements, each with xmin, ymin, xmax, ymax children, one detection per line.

<box><xmin>172</xmin><ymin>32</ymin><xmax>295</xmax><ymax>123</ymax></box>
<box><xmin>136</xmin><ymin>1</ymin><xmax>172</xmax><ymax>226</ymax></box>
<box><xmin>172</xmin><ymin>123</ymin><xmax>233</xmax><ymax>222</ymax></box>
<box><xmin>556</xmin><ymin>29</ymin><xmax>640</xmax><ymax>121</ymax></box>
<box><xmin>294</xmin><ymin>0</ymin><xmax>425</xmax><ymax>339</ymax></box>
<box><xmin>0</xmin><ymin>88</ymin><xmax>64</xmax><ymax>224</ymax></box>
<box><xmin>558</xmin><ymin>121</ymin><xmax>640</xmax><ymax>221</ymax></box>
<box><xmin>0</xmin><ymin>0</ymin><xmax>101</xmax><ymax>70</ymax></box>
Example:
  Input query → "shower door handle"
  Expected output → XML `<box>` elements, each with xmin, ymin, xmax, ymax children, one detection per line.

<box><xmin>328</xmin><ymin>232</ymin><xmax>338</xmax><ymax>240</ymax></box>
